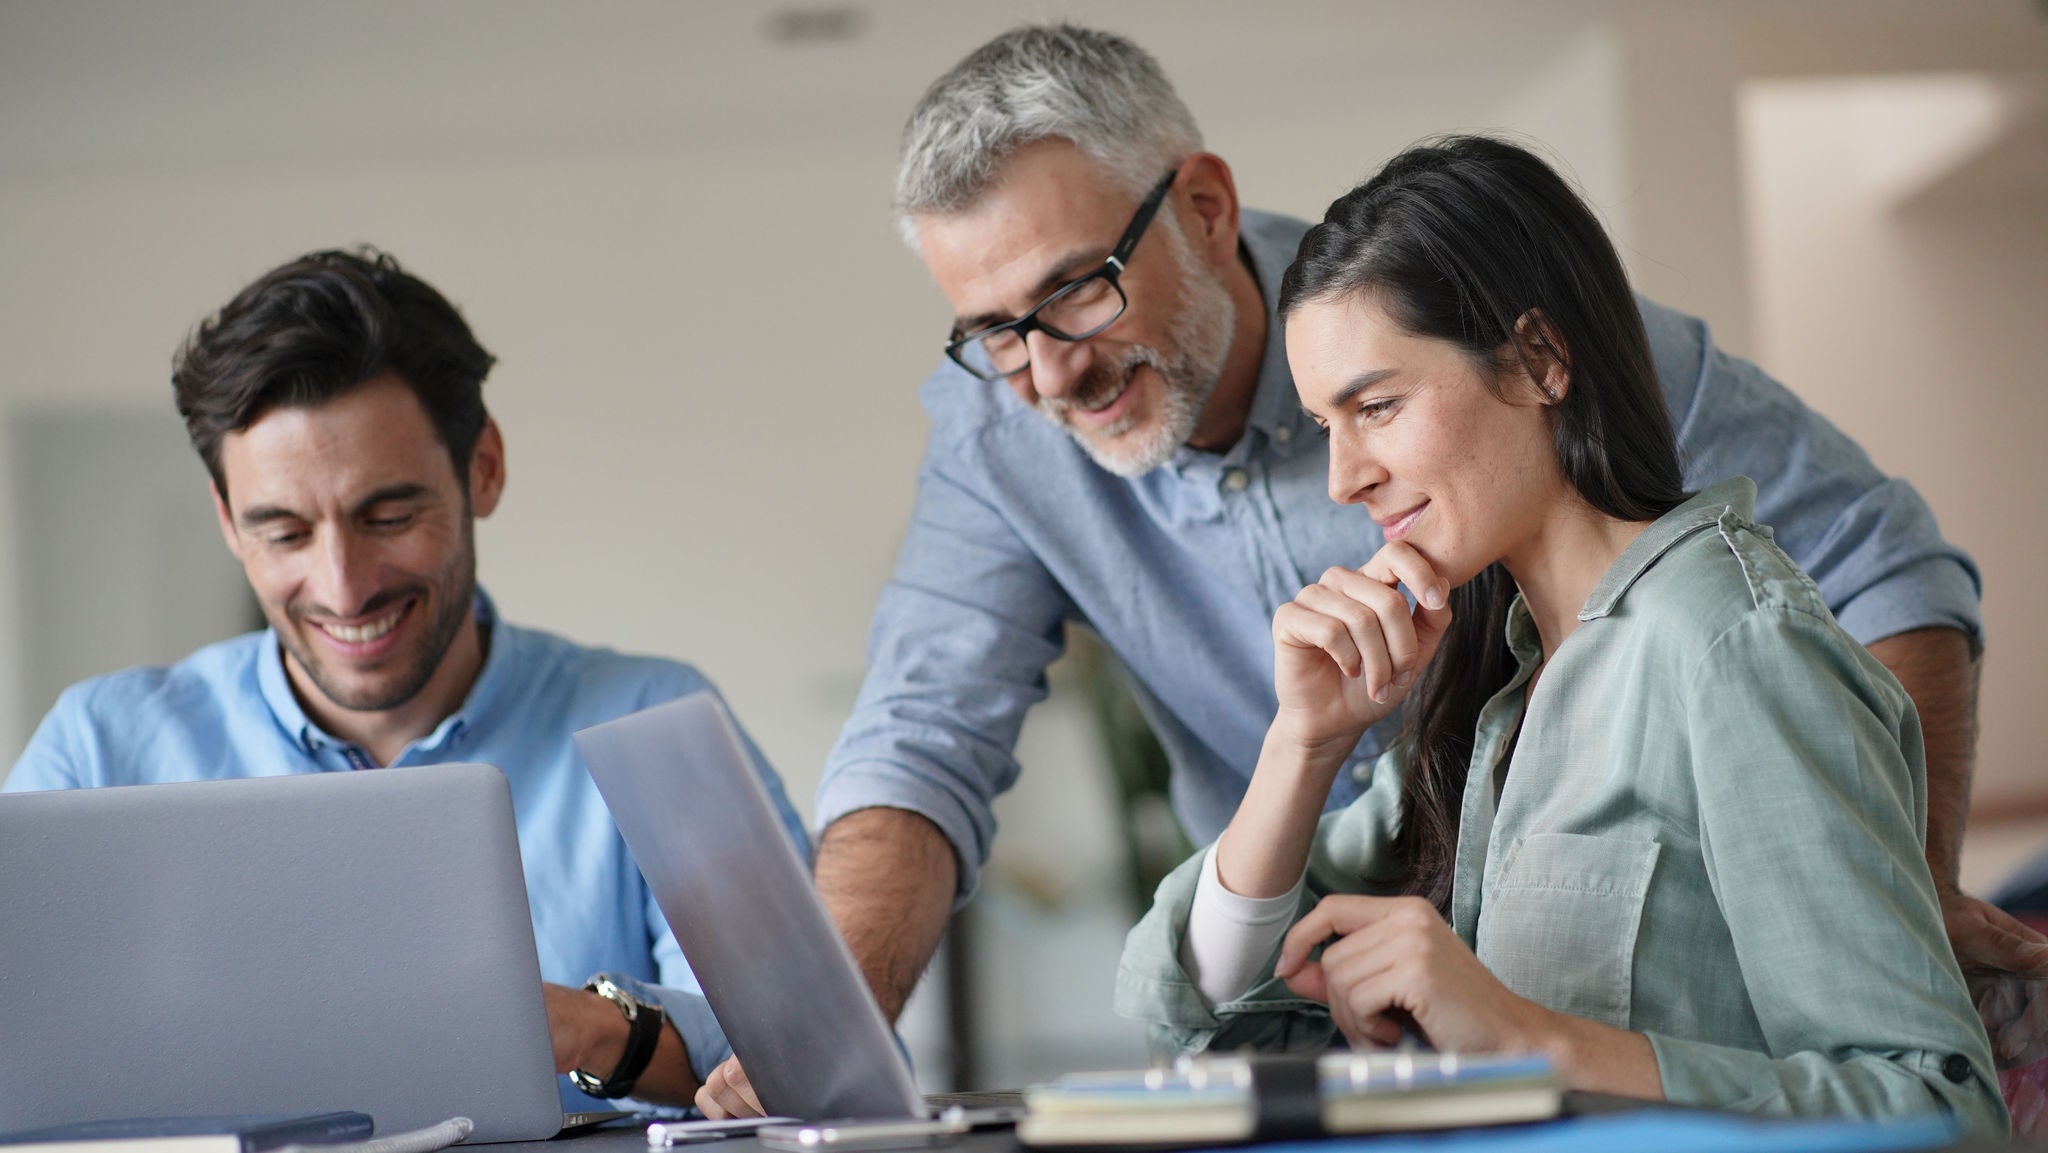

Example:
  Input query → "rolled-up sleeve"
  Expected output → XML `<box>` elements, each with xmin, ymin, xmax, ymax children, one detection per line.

<box><xmin>814</xmin><ymin>427</ymin><xmax>1074</xmax><ymax>904</ymax></box>
<box><xmin>1664</xmin><ymin>607</ymin><xmax>2005</xmax><ymax>1132</ymax></box>
<box><xmin>1642</xmin><ymin>298</ymin><xmax>1982</xmax><ymax>649</ymax></box>
<box><xmin>600</xmin><ymin>970</ymin><xmax>730</xmax><ymax>1093</ymax></box>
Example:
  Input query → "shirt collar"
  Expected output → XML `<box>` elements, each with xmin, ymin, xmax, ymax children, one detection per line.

<box><xmin>1578</xmin><ymin>478</ymin><xmax>1757</xmax><ymax>622</ymax></box>
<box><xmin>1166</xmin><ymin>213</ymin><xmax>1306</xmax><ymax>473</ymax></box>
<box><xmin>1239</xmin><ymin>214</ymin><xmax>1307</xmax><ymax>445</ymax></box>
<box><xmin>1505</xmin><ymin>591</ymin><xmax>1545</xmax><ymax>670</ymax></box>
<box><xmin>257</xmin><ymin>587</ymin><xmax>507</xmax><ymax>759</ymax></box>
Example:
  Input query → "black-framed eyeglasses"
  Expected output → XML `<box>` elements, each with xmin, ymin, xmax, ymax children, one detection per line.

<box><xmin>945</xmin><ymin>167</ymin><xmax>1180</xmax><ymax>383</ymax></box>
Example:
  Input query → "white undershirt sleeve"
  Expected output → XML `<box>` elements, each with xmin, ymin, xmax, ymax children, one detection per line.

<box><xmin>1179</xmin><ymin>843</ymin><xmax>1306</xmax><ymax>1007</ymax></box>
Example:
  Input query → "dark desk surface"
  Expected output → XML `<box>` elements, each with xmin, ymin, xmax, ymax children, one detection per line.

<box><xmin>486</xmin><ymin>1093</ymin><xmax>2036</xmax><ymax>1153</ymax></box>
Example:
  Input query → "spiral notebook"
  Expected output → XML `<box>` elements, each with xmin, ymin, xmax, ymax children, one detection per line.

<box><xmin>1018</xmin><ymin>1052</ymin><xmax>1561</xmax><ymax>1146</ymax></box>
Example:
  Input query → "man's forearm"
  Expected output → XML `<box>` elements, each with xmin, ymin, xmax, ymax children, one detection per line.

<box><xmin>546</xmin><ymin>982</ymin><xmax>700</xmax><ymax>1107</ymax></box>
<box><xmin>814</xmin><ymin>807</ymin><xmax>959</xmax><ymax>1021</ymax></box>
<box><xmin>625</xmin><ymin>1026</ymin><xmax>700</xmax><ymax>1106</ymax></box>
<box><xmin>1867</xmin><ymin>627</ymin><xmax>1980</xmax><ymax>889</ymax></box>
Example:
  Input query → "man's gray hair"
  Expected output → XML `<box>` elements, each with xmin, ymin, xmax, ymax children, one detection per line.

<box><xmin>894</xmin><ymin>24</ymin><xmax>1203</xmax><ymax>247</ymax></box>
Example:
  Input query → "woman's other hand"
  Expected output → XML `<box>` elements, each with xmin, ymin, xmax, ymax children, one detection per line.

<box><xmin>1270</xmin><ymin>541</ymin><xmax>1452</xmax><ymax>758</ymax></box>
<box><xmin>1274</xmin><ymin>894</ymin><xmax>1553</xmax><ymax>1053</ymax></box>
<box><xmin>1272</xmin><ymin>893</ymin><xmax>1663</xmax><ymax>1098</ymax></box>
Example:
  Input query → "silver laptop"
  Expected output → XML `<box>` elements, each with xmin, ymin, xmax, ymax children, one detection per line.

<box><xmin>0</xmin><ymin>765</ymin><xmax>602</xmax><ymax>1142</ymax></box>
<box><xmin>575</xmin><ymin>693</ymin><xmax>929</xmax><ymax>1122</ymax></box>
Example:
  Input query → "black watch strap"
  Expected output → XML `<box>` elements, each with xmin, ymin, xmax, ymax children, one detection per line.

<box><xmin>570</xmin><ymin>977</ymin><xmax>667</xmax><ymax>1099</ymax></box>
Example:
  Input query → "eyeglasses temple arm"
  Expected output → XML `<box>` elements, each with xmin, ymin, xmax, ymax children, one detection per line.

<box><xmin>1110</xmin><ymin>168</ymin><xmax>1180</xmax><ymax>268</ymax></box>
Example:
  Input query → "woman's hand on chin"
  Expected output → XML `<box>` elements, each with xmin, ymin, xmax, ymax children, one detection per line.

<box><xmin>1274</xmin><ymin>895</ymin><xmax>1558</xmax><ymax>1056</ymax></box>
<box><xmin>1270</xmin><ymin>541</ymin><xmax>1454</xmax><ymax>757</ymax></box>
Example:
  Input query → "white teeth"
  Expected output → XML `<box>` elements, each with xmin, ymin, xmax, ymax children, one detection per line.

<box><xmin>1078</xmin><ymin>379</ymin><xmax>1128</xmax><ymax>413</ymax></box>
<box><xmin>319</xmin><ymin>608</ymin><xmax>403</xmax><ymax>644</ymax></box>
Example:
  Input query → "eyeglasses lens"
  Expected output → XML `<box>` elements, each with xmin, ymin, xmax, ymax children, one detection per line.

<box><xmin>960</xmin><ymin>276</ymin><xmax>1126</xmax><ymax>380</ymax></box>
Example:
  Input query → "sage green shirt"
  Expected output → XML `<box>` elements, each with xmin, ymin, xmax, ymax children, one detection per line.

<box><xmin>1115</xmin><ymin>479</ymin><xmax>2005</xmax><ymax>1134</ymax></box>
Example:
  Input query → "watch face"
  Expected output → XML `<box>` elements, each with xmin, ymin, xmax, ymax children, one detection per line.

<box><xmin>586</xmin><ymin>976</ymin><xmax>642</xmax><ymax>1020</ymax></box>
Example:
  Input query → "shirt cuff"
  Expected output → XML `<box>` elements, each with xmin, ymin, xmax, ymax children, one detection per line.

<box><xmin>601</xmin><ymin>972</ymin><xmax>732</xmax><ymax>1088</ymax></box>
<box><xmin>813</xmin><ymin>761</ymin><xmax>984</xmax><ymax>906</ymax></box>
<box><xmin>1181</xmin><ymin>845</ymin><xmax>1304</xmax><ymax>1006</ymax></box>
<box><xmin>1830</xmin><ymin>554</ymin><xmax>1984</xmax><ymax>655</ymax></box>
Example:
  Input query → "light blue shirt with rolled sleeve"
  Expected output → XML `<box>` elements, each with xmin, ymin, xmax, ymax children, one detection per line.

<box><xmin>3</xmin><ymin>590</ymin><xmax>809</xmax><ymax>1110</ymax></box>
<box><xmin>814</xmin><ymin>209</ymin><xmax>1982</xmax><ymax>900</ymax></box>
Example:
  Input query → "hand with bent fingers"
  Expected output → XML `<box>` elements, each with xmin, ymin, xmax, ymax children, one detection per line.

<box><xmin>1270</xmin><ymin>541</ymin><xmax>1453</xmax><ymax>758</ymax></box>
<box><xmin>1941</xmin><ymin>893</ymin><xmax>2048</xmax><ymax>1069</ymax></box>
<box><xmin>1947</xmin><ymin>889</ymin><xmax>2048</xmax><ymax>978</ymax></box>
<box><xmin>1275</xmin><ymin>894</ymin><xmax>1557</xmax><ymax>1054</ymax></box>
<box><xmin>695</xmin><ymin>1056</ymin><xmax>765</xmax><ymax>1119</ymax></box>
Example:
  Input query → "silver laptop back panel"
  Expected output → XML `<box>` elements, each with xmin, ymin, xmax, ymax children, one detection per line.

<box><xmin>0</xmin><ymin>765</ymin><xmax>564</xmax><ymax>1142</ymax></box>
<box><xmin>575</xmin><ymin>693</ymin><xmax>927</xmax><ymax>1122</ymax></box>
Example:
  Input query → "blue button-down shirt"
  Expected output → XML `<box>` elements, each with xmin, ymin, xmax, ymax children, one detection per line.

<box><xmin>815</xmin><ymin>209</ymin><xmax>1982</xmax><ymax>901</ymax></box>
<box><xmin>3</xmin><ymin>591</ymin><xmax>809</xmax><ymax>1106</ymax></box>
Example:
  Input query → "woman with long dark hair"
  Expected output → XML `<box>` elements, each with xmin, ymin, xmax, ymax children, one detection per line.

<box><xmin>1116</xmin><ymin>136</ymin><xmax>2003</xmax><ymax>1130</ymax></box>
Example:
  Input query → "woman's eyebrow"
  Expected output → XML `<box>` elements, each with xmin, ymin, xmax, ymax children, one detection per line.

<box><xmin>1329</xmin><ymin>368</ymin><xmax>1399</xmax><ymax>408</ymax></box>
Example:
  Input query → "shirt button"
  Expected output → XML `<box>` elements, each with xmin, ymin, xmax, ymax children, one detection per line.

<box><xmin>1943</xmin><ymin>1054</ymin><xmax>1973</xmax><ymax>1083</ymax></box>
<box><xmin>1272</xmin><ymin>425</ymin><xmax>1293</xmax><ymax>445</ymax></box>
<box><xmin>1223</xmin><ymin>468</ymin><xmax>1250</xmax><ymax>493</ymax></box>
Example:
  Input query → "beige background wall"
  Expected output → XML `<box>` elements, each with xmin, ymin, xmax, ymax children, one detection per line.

<box><xmin>2</xmin><ymin>0</ymin><xmax>2042</xmax><ymax>1084</ymax></box>
<box><xmin>1742</xmin><ymin>70</ymin><xmax>2048</xmax><ymax>886</ymax></box>
<box><xmin>0</xmin><ymin>0</ymin><xmax>1664</xmax><ymax>796</ymax></box>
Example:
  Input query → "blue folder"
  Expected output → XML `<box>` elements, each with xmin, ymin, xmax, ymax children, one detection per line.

<box><xmin>1225</xmin><ymin>1109</ymin><xmax>1957</xmax><ymax>1153</ymax></box>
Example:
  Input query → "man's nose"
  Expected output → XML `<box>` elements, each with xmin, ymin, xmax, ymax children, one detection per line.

<box><xmin>1020</xmin><ymin>328</ymin><xmax>1094</xmax><ymax>402</ymax></box>
<box><xmin>312</xmin><ymin>530</ymin><xmax>380</xmax><ymax>616</ymax></box>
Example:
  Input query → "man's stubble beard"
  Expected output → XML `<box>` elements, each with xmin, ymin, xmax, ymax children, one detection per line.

<box><xmin>278</xmin><ymin>522</ymin><xmax>478</xmax><ymax>714</ymax></box>
<box><xmin>1038</xmin><ymin>216</ymin><xmax>1237</xmax><ymax>479</ymax></box>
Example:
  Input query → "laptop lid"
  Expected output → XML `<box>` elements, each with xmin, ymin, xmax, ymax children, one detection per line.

<box><xmin>0</xmin><ymin>765</ymin><xmax>565</xmax><ymax>1143</ymax></box>
<box><xmin>575</xmin><ymin>693</ymin><xmax>927</xmax><ymax>1122</ymax></box>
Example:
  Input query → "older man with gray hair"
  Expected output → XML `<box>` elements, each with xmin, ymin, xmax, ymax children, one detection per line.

<box><xmin>696</xmin><ymin>23</ymin><xmax>2033</xmax><ymax>1116</ymax></box>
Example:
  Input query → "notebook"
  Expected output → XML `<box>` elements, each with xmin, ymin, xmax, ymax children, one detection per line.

<box><xmin>1018</xmin><ymin>1052</ymin><xmax>1562</xmax><ymax>1145</ymax></box>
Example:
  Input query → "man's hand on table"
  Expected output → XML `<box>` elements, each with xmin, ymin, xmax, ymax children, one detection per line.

<box><xmin>697</xmin><ymin>1056</ymin><xmax>767</xmax><ymax>1119</ymax></box>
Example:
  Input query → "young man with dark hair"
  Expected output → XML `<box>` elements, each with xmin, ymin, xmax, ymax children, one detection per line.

<box><xmin>6</xmin><ymin>247</ymin><xmax>797</xmax><ymax>1112</ymax></box>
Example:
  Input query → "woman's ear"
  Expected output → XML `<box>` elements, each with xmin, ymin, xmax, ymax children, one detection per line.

<box><xmin>1511</xmin><ymin>310</ymin><xmax>1571</xmax><ymax>405</ymax></box>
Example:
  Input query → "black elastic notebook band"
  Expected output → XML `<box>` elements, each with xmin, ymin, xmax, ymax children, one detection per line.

<box><xmin>1247</xmin><ymin>1054</ymin><xmax>1324</xmax><ymax>1141</ymax></box>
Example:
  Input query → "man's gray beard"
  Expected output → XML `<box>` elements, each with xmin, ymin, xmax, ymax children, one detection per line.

<box><xmin>1038</xmin><ymin>226</ymin><xmax>1237</xmax><ymax>478</ymax></box>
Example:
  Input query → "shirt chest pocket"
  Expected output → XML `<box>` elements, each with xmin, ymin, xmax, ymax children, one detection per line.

<box><xmin>1475</xmin><ymin>833</ymin><xmax>1660</xmax><ymax>1030</ymax></box>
